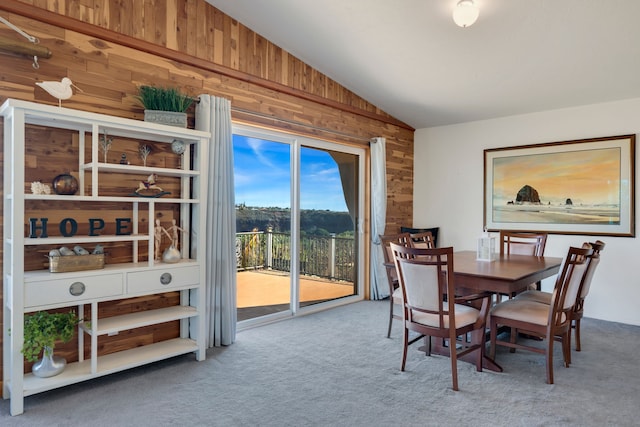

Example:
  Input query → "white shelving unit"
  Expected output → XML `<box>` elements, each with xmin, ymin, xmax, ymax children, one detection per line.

<box><xmin>1</xmin><ymin>99</ymin><xmax>210</xmax><ymax>415</ymax></box>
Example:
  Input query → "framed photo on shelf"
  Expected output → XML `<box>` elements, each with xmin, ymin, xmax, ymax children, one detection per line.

<box><xmin>484</xmin><ymin>134</ymin><xmax>635</xmax><ymax>237</ymax></box>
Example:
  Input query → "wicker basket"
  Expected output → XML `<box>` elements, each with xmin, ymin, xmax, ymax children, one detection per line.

<box><xmin>49</xmin><ymin>254</ymin><xmax>105</xmax><ymax>273</ymax></box>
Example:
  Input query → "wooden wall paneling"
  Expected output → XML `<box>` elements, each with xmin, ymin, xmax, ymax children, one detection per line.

<box><xmin>176</xmin><ymin>0</ymin><xmax>188</xmax><ymax>56</ymax></box>
<box><xmin>195</xmin><ymin>0</ymin><xmax>210</xmax><ymax>60</ymax></box>
<box><xmin>165</xmin><ymin>0</ymin><xmax>178</xmax><ymax>50</ymax></box>
<box><xmin>142</xmin><ymin>0</ymin><xmax>155</xmax><ymax>44</ymax></box>
<box><xmin>0</xmin><ymin>0</ymin><xmax>416</xmax><ymax>388</ymax></box>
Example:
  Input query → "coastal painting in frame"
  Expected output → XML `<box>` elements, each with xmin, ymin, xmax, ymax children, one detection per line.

<box><xmin>484</xmin><ymin>134</ymin><xmax>635</xmax><ymax>237</ymax></box>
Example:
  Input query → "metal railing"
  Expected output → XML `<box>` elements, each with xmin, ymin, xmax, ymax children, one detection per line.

<box><xmin>236</xmin><ymin>229</ymin><xmax>355</xmax><ymax>282</ymax></box>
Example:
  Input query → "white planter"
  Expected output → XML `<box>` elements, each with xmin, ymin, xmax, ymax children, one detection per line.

<box><xmin>144</xmin><ymin>110</ymin><xmax>187</xmax><ymax>128</ymax></box>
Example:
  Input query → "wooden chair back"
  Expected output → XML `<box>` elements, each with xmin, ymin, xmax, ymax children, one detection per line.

<box><xmin>499</xmin><ymin>231</ymin><xmax>547</xmax><ymax>256</ymax></box>
<box><xmin>379</xmin><ymin>233</ymin><xmax>412</xmax><ymax>283</ymax></box>
<box><xmin>409</xmin><ymin>231</ymin><xmax>435</xmax><ymax>249</ymax></box>
<box><xmin>379</xmin><ymin>232</ymin><xmax>412</xmax><ymax>338</ymax></box>
<box><xmin>390</xmin><ymin>243</ymin><xmax>490</xmax><ymax>391</ymax></box>
<box><xmin>489</xmin><ymin>244</ymin><xmax>593</xmax><ymax>384</ymax></box>
<box><xmin>572</xmin><ymin>240</ymin><xmax>605</xmax><ymax>351</ymax></box>
<box><xmin>552</xmin><ymin>244</ymin><xmax>593</xmax><ymax>317</ymax></box>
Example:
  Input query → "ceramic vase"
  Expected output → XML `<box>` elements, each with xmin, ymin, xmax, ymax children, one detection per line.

<box><xmin>52</xmin><ymin>173</ymin><xmax>79</xmax><ymax>195</ymax></box>
<box><xmin>162</xmin><ymin>245</ymin><xmax>181</xmax><ymax>263</ymax></box>
<box><xmin>32</xmin><ymin>346</ymin><xmax>66</xmax><ymax>378</ymax></box>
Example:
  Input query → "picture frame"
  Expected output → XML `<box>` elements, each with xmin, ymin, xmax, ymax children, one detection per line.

<box><xmin>484</xmin><ymin>134</ymin><xmax>635</xmax><ymax>237</ymax></box>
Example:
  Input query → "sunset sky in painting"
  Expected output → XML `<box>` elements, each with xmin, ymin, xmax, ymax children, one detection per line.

<box><xmin>492</xmin><ymin>147</ymin><xmax>621</xmax><ymax>206</ymax></box>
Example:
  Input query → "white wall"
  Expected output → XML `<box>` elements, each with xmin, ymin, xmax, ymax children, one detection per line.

<box><xmin>413</xmin><ymin>98</ymin><xmax>640</xmax><ymax>326</ymax></box>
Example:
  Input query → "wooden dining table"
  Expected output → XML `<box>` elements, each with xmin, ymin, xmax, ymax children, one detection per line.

<box><xmin>430</xmin><ymin>250</ymin><xmax>564</xmax><ymax>372</ymax></box>
<box><xmin>453</xmin><ymin>250</ymin><xmax>563</xmax><ymax>297</ymax></box>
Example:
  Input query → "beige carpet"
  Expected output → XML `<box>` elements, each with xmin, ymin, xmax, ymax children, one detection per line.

<box><xmin>2</xmin><ymin>300</ymin><xmax>638</xmax><ymax>426</ymax></box>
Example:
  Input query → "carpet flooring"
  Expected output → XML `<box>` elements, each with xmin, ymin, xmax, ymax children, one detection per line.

<box><xmin>1</xmin><ymin>300</ymin><xmax>639</xmax><ymax>426</ymax></box>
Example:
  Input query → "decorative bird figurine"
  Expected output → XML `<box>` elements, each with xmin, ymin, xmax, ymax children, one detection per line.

<box><xmin>35</xmin><ymin>77</ymin><xmax>81</xmax><ymax>107</ymax></box>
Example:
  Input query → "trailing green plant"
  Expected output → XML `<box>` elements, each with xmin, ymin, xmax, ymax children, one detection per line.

<box><xmin>22</xmin><ymin>310</ymin><xmax>79</xmax><ymax>362</ymax></box>
<box><xmin>137</xmin><ymin>85</ymin><xmax>195</xmax><ymax>113</ymax></box>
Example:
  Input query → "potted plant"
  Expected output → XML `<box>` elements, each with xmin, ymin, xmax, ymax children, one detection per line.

<box><xmin>137</xmin><ymin>85</ymin><xmax>196</xmax><ymax>128</ymax></box>
<box><xmin>22</xmin><ymin>310</ymin><xmax>79</xmax><ymax>378</ymax></box>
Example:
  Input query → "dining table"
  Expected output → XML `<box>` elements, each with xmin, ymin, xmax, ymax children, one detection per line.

<box><xmin>453</xmin><ymin>250</ymin><xmax>563</xmax><ymax>297</ymax></box>
<box><xmin>429</xmin><ymin>250</ymin><xmax>564</xmax><ymax>372</ymax></box>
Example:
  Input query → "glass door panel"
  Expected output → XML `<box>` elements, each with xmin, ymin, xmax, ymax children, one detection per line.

<box><xmin>234</xmin><ymin>134</ymin><xmax>292</xmax><ymax>322</ymax></box>
<box><xmin>299</xmin><ymin>146</ymin><xmax>359</xmax><ymax>307</ymax></box>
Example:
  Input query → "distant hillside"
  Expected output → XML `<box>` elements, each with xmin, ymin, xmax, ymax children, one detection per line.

<box><xmin>236</xmin><ymin>206</ymin><xmax>354</xmax><ymax>235</ymax></box>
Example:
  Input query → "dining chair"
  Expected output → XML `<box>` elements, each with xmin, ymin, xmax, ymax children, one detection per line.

<box><xmin>489</xmin><ymin>244</ymin><xmax>593</xmax><ymax>384</ymax></box>
<box><xmin>499</xmin><ymin>230</ymin><xmax>548</xmax><ymax>257</ymax></box>
<box><xmin>390</xmin><ymin>243</ymin><xmax>491</xmax><ymax>391</ymax></box>
<box><xmin>499</xmin><ymin>230</ymin><xmax>548</xmax><ymax>297</ymax></box>
<box><xmin>379</xmin><ymin>232</ymin><xmax>412</xmax><ymax>338</ymax></box>
<box><xmin>408</xmin><ymin>231</ymin><xmax>436</xmax><ymax>249</ymax></box>
<box><xmin>515</xmin><ymin>240</ymin><xmax>605</xmax><ymax>354</ymax></box>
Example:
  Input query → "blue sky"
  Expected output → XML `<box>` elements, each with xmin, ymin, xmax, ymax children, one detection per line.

<box><xmin>233</xmin><ymin>135</ymin><xmax>348</xmax><ymax>212</ymax></box>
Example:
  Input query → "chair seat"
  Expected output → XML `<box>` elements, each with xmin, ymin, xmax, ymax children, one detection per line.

<box><xmin>515</xmin><ymin>290</ymin><xmax>552</xmax><ymax>305</ymax></box>
<box><xmin>412</xmin><ymin>304</ymin><xmax>480</xmax><ymax>328</ymax></box>
<box><xmin>491</xmin><ymin>299</ymin><xmax>565</xmax><ymax>326</ymax></box>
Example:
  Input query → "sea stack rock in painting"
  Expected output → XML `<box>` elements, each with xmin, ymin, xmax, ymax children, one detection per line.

<box><xmin>515</xmin><ymin>185</ymin><xmax>541</xmax><ymax>204</ymax></box>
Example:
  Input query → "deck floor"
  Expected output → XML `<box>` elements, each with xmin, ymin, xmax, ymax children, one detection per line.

<box><xmin>237</xmin><ymin>270</ymin><xmax>355</xmax><ymax>308</ymax></box>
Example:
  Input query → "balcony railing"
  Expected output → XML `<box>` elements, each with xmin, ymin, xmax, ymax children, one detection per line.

<box><xmin>236</xmin><ymin>229</ymin><xmax>355</xmax><ymax>282</ymax></box>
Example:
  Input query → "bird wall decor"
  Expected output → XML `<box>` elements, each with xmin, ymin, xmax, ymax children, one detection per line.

<box><xmin>35</xmin><ymin>77</ymin><xmax>81</xmax><ymax>107</ymax></box>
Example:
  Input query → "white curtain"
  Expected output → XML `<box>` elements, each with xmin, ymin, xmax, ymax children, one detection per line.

<box><xmin>196</xmin><ymin>95</ymin><xmax>237</xmax><ymax>346</ymax></box>
<box><xmin>370</xmin><ymin>137</ymin><xmax>388</xmax><ymax>300</ymax></box>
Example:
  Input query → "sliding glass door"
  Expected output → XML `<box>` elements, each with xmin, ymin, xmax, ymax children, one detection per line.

<box><xmin>298</xmin><ymin>146</ymin><xmax>359</xmax><ymax>309</ymax></box>
<box><xmin>233</xmin><ymin>125</ymin><xmax>364</xmax><ymax>328</ymax></box>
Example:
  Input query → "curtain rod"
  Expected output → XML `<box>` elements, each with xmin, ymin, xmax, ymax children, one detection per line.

<box><xmin>228</xmin><ymin>106</ymin><xmax>372</xmax><ymax>142</ymax></box>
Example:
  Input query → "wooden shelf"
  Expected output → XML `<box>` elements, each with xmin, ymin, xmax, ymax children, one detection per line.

<box><xmin>81</xmin><ymin>306</ymin><xmax>198</xmax><ymax>336</ymax></box>
<box><xmin>20</xmin><ymin>338</ymin><xmax>199</xmax><ymax>396</ymax></box>
<box><xmin>24</xmin><ymin>194</ymin><xmax>200</xmax><ymax>203</ymax></box>
<box><xmin>80</xmin><ymin>162</ymin><xmax>200</xmax><ymax>177</ymax></box>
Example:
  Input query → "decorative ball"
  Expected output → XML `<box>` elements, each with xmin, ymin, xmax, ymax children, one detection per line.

<box><xmin>52</xmin><ymin>173</ymin><xmax>79</xmax><ymax>195</ymax></box>
<box><xmin>171</xmin><ymin>139</ymin><xmax>186</xmax><ymax>155</ymax></box>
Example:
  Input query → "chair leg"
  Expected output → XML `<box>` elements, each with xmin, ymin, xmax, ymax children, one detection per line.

<box><xmin>546</xmin><ymin>337</ymin><xmax>555</xmax><ymax>384</ymax></box>
<box><xmin>509</xmin><ymin>327</ymin><xmax>517</xmax><ymax>353</ymax></box>
<box><xmin>564</xmin><ymin>330</ymin><xmax>572</xmax><ymax>366</ymax></box>
<box><xmin>449</xmin><ymin>336</ymin><xmax>459</xmax><ymax>391</ymax></box>
<box><xmin>387</xmin><ymin>299</ymin><xmax>394</xmax><ymax>338</ymax></box>
<box><xmin>471</xmin><ymin>328</ymin><xmax>484</xmax><ymax>372</ymax></box>
<box><xmin>575</xmin><ymin>319</ymin><xmax>582</xmax><ymax>351</ymax></box>
<box><xmin>562</xmin><ymin>329</ymin><xmax>571</xmax><ymax>368</ymax></box>
<box><xmin>423</xmin><ymin>335</ymin><xmax>432</xmax><ymax>356</ymax></box>
<box><xmin>489</xmin><ymin>319</ymin><xmax>497</xmax><ymax>360</ymax></box>
<box><xmin>401</xmin><ymin>326</ymin><xmax>409</xmax><ymax>371</ymax></box>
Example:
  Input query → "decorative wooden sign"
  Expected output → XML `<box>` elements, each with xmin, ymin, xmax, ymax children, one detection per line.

<box><xmin>28</xmin><ymin>217</ymin><xmax>132</xmax><ymax>238</ymax></box>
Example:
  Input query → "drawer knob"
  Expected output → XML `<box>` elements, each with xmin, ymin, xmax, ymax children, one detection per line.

<box><xmin>160</xmin><ymin>272</ymin><xmax>172</xmax><ymax>285</ymax></box>
<box><xmin>69</xmin><ymin>281</ymin><xmax>86</xmax><ymax>296</ymax></box>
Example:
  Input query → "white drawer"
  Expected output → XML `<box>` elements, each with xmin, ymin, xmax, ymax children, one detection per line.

<box><xmin>127</xmin><ymin>265</ymin><xmax>200</xmax><ymax>294</ymax></box>
<box><xmin>25</xmin><ymin>273</ymin><xmax>124</xmax><ymax>308</ymax></box>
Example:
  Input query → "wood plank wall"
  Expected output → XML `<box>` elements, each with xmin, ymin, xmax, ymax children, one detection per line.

<box><xmin>0</xmin><ymin>0</ymin><xmax>415</xmax><ymax>384</ymax></box>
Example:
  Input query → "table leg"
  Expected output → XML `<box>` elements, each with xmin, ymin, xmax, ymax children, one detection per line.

<box><xmin>418</xmin><ymin>337</ymin><xmax>503</xmax><ymax>372</ymax></box>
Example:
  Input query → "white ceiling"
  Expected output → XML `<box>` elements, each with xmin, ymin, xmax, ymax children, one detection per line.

<box><xmin>206</xmin><ymin>0</ymin><xmax>640</xmax><ymax>130</ymax></box>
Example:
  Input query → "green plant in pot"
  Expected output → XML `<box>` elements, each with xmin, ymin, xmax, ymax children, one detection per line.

<box><xmin>137</xmin><ymin>85</ymin><xmax>196</xmax><ymax>128</ymax></box>
<box><xmin>23</xmin><ymin>310</ymin><xmax>79</xmax><ymax>378</ymax></box>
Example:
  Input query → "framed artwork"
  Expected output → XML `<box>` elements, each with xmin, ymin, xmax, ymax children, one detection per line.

<box><xmin>484</xmin><ymin>134</ymin><xmax>635</xmax><ymax>237</ymax></box>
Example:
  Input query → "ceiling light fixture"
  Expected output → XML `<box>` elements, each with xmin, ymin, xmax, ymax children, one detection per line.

<box><xmin>453</xmin><ymin>0</ymin><xmax>480</xmax><ymax>28</ymax></box>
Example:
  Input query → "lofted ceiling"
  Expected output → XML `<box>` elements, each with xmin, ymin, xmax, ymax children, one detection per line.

<box><xmin>206</xmin><ymin>0</ymin><xmax>640</xmax><ymax>130</ymax></box>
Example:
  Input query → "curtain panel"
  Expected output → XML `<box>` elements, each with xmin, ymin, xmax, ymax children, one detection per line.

<box><xmin>196</xmin><ymin>94</ymin><xmax>237</xmax><ymax>346</ymax></box>
<box><xmin>370</xmin><ymin>137</ymin><xmax>388</xmax><ymax>300</ymax></box>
